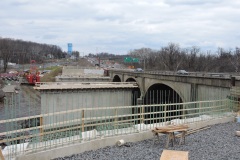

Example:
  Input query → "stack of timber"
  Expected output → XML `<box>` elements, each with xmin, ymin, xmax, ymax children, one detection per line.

<box><xmin>152</xmin><ymin>125</ymin><xmax>189</xmax><ymax>148</ymax></box>
<box><xmin>152</xmin><ymin>125</ymin><xmax>210</xmax><ymax>137</ymax></box>
<box><xmin>152</xmin><ymin>124</ymin><xmax>189</xmax><ymax>133</ymax></box>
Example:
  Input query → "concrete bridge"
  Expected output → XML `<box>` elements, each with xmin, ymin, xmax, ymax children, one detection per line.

<box><xmin>1</xmin><ymin>71</ymin><xmax>238</xmax><ymax>159</ymax></box>
<box><xmin>109</xmin><ymin>70</ymin><xmax>238</xmax><ymax>104</ymax></box>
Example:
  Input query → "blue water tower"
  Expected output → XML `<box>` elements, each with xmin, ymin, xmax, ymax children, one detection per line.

<box><xmin>68</xmin><ymin>43</ymin><xmax>72</xmax><ymax>55</ymax></box>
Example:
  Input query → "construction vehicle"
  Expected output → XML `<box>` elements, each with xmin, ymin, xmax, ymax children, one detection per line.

<box><xmin>22</xmin><ymin>60</ymin><xmax>40</xmax><ymax>85</ymax></box>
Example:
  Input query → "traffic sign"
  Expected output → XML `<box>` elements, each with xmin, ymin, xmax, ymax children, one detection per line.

<box><xmin>124</xmin><ymin>57</ymin><xmax>139</xmax><ymax>63</ymax></box>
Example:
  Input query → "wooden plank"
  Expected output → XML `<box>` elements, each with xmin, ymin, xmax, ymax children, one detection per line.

<box><xmin>166</xmin><ymin>128</ymin><xmax>188</xmax><ymax>133</ymax></box>
<box><xmin>178</xmin><ymin>131</ymin><xmax>187</xmax><ymax>145</ymax></box>
<box><xmin>82</xmin><ymin>110</ymin><xmax>84</xmax><ymax>132</ymax></box>
<box><xmin>39</xmin><ymin>117</ymin><xmax>43</xmax><ymax>133</ymax></box>
<box><xmin>165</xmin><ymin>133</ymin><xmax>175</xmax><ymax>148</ymax></box>
<box><xmin>39</xmin><ymin>117</ymin><xmax>43</xmax><ymax>141</ymax></box>
<box><xmin>141</xmin><ymin>106</ymin><xmax>144</xmax><ymax>124</ymax></box>
<box><xmin>152</xmin><ymin>125</ymin><xmax>189</xmax><ymax>148</ymax></box>
<box><xmin>153</xmin><ymin>125</ymin><xmax>189</xmax><ymax>133</ymax></box>
<box><xmin>114</xmin><ymin>108</ymin><xmax>118</xmax><ymax>130</ymax></box>
<box><xmin>0</xmin><ymin>149</ymin><xmax>4</xmax><ymax>160</ymax></box>
<box><xmin>160</xmin><ymin>150</ymin><xmax>188</xmax><ymax>160</ymax></box>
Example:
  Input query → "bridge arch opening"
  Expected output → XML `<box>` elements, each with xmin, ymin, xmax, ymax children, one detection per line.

<box><xmin>126</xmin><ymin>78</ymin><xmax>136</xmax><ymax>82</ymax></box>
<box><xmin>125</xmin><ymin>78</ymin><xmax>142</xmax><ymax>106</ymax></box>
<box><xmin>144</xmin><ymin>83</ymin><xmax>183</xmax><ymax>124</ymax></box>
<box><xmin>112</xmin><ymin>75</ymin><xmax>121</xmax><ymax>82</ymax></box>
<box><xmin>125</xmin><ymin>78</ymin><xmax>141</xmax><ymax>104</ymax></box>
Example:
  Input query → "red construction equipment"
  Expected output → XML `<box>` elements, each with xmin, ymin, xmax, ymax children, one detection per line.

<box><xmin>24</xmin><ymin>60</ymin><xmax>40</xmax><ymax>85</ymax></box>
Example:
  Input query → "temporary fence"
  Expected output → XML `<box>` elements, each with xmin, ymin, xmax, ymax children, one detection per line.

<box><xmin>0</xmin><ymin>95</ymin><xmax>238</xmax><ymax>160</ymax></box>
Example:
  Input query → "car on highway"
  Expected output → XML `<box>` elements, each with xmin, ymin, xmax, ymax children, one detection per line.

<box><xmin>177</xmin><ymin>70</ymin><xmax>188</xmax><ymax>75</ymax></box>
<box><xmin>134</xmin><ymin>68</ymin><xmax>144</xmax><ymax>72</ymax></box>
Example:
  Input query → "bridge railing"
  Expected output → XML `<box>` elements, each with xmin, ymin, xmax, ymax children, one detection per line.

<box><xmin>34</xmin><ymin>82</ymin><xmax>138</xmax><ymax>87</ymax></box>
<box><xmin>110</xmin><ymin>69</ymin><xmax>238</xmax><ymax>79</ymax></box>
<box><xmin>146</xmin><ymin>71</ymin><xmax>233</xmax><ymax>78</ymax></box>
<box><xmin>0</xmin><ymin>97</ymin><xmax>238</xmax><ymax>159</ymax></box>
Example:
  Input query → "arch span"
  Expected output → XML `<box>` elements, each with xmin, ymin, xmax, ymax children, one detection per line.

<box><xmin>125</xmin><ymin>78</ymin><xmax>142</xmax><ymax>105</ymax></box>
<box><xmin>112</xmin><ymin>75</ymin><xmax>121</xmax><ymax>82</ymax></box>
<box><xmin>144</xmin><ymin>83</ymin><xmax>183</xmax><ymax>104</ymax></box>
<box><xmin>144</xmin><ymin>83</ymin><xmax>183</xmax><ymax>124</ymax></box>
<box><xmin>126</xmin><ymin>78</ymin><xmax>136</xmax><ymax>82</ymax></box>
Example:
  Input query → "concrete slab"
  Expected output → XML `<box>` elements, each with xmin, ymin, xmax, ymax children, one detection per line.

<box><xmin>34</xmin><ymin>82</ymin><xmax>138</xmax><ymax>90</ymax></box>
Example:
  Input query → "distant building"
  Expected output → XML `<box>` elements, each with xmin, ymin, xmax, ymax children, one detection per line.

<box><xmin>7</xmin><ymin>62</ymin><xmax>17</xmax><ymax>66</ymax></box>
<box><xmin>0</xmin><ymin>60</ymin><xmax>17</xmax><ymax>67</ymax></box>
<box><xmin>46</xmin><ymin>54</ymin><xmax>54</xmax><ymax>59</ymax></box>
<box><xmin>68</xmin><ymin>43</ymin><xmax>72</xmax><ymax>55</ymax></box>
<box><xmin>70</xmin><ymin>55</ymin><xmax>76</xmax><ymax>60</ymax></box>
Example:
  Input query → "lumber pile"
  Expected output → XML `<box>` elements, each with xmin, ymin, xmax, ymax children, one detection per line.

<box><xmin>152</xmin><ymin>124</ymin><xmax>189</xmax><ymax>133</ymax></box>
<box><xmin>0</xmin><ymin>148</ymin><xmax>4</xmax><ymax>160</ymax></box>
<box><xmin>152</xmin><ymin>124</ymin><xmax>189</xmax><ymax>148</ymax></box>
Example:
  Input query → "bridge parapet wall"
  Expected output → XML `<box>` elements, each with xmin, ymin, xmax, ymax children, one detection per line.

<box><xmin>110</xmin><ymin>70</ymin><xmax>232</xmax><ymax>102</ymax></box>
<box><xmin>109</xmin><ymin>70</ymin><xmax>233</xmax><ymax>87</ymax></box>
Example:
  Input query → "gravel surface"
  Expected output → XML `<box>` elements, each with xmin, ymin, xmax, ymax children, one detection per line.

<box><xmin>54</xmin><ymin>122</ymin><xmax>240</xmax><ymax>160</ymax></box>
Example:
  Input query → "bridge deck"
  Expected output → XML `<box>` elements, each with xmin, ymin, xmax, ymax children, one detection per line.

<box><xmin>34</xmin><ymin>82</ymin><xmax>138</xmax><ymax>90</ymax></box>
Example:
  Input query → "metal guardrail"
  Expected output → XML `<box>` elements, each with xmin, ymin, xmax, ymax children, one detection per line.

<box><xmin>146</xmin><ymin>71</ymin><xmax>233</xmax><ymax>78</ymax></box>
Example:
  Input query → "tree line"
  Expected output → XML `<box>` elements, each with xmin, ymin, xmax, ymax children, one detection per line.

<box><xmin>128</xmin><ymin>43</ymin><xmax>240</xmax><ymax>73</ymax></box>
<box><xmin>0</xmin><ymin>38</ymin><xmax>66</xmax><ymax>72</ymax></box>
<box><xmin>1</xmin><ymin>38</ymin><xmax>239</xmax><ymax>73</ymax></box>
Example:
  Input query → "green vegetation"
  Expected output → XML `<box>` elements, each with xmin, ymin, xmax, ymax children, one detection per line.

<box><xmin>40</xmin><ymin>66</ymin><xmax>62</xmax><ymax>82</ymax></box>
<box><xmin>43</xmin><ymin>66</ymin><xmax>61</xmax><ymax>71</ymax></box>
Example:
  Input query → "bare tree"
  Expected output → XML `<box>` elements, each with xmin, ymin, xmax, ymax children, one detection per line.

<box><xmin>0</xmin><ymin>37</ymin><xmax>65</xmax><ymax>72</ymax></box>
<box><xmin>183</xmin><ymin>46</ymin><xmax>200</xmax><ymax>71</ymax></box>
<box><xmin>128</xmin><ymin>48</ymin><xmax>154</xmax><ymax>69</ymax></box>
<box><xmin>160</xmin><ymin>43</ymin><xmax>184</xmax><ymax>71</ymax></box>
<box><xmin>0</xmin><ymin>38</ymin><xmax>16</xmax><ymax>72</ymax></box>
<box><xmin>228</xmin><ymin>48</ymin><xmax>240</xmax><ymax>72</ymax></box>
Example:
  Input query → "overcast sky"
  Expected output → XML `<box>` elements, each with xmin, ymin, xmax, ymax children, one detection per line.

<box><xmin>0</xmin><ymin>0</ymin><xmax>240</xmax><ymax>55</ymax></box>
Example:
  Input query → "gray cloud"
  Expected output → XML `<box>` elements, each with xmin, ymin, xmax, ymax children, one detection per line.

<box><xmin>0</xmin><ymin>0</ymin><xmax>239</xmax><ymax>54</ymax></box>
<box><xmin>163</xmin><ymin>0</ymin><xmax>224</xmax><ymax>6</ymax></box>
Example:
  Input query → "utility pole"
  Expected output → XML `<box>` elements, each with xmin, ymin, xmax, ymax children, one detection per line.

<box><xmin>144</xmin><ymin>59</ymin><xmax>146</xmax><ymax>71</ymax></box>
<box><xmin>96</xmin><ymin>47</ymin><xmax>100</xmax><ymax>67</ymax></box>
